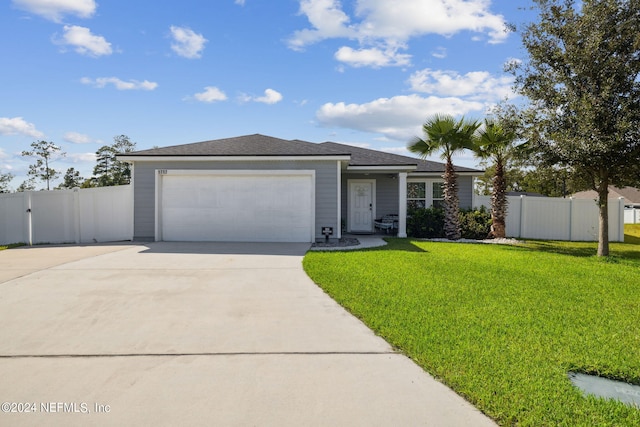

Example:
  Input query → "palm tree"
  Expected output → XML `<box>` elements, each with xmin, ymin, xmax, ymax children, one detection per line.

<box><xmin>473</xmin><ymin>119</ymin><xmax>516</xmax><ymax>239</ymax></box>
<box><xmin>408</xmin><ymin>114</ymin><xmax>479</xmax><ymax>240</ymax></box>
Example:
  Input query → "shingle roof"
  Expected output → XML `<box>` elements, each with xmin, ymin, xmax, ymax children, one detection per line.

<box><xmin>573</xmin><ymin>186</ymin><xmax>640</xmax><ymax>203</ymax></box>
<box><xmin>319</xmin><ymin>141</ymin><xmax>481</xmax><ymax>173</ymax></box>
<box><xmin>126</xmin><ymin>134</ymin><xmax>348</xmax><ymax>157</ymax></box>
<box><xmin>123</xmin><ymin>134</ymin><xmax>482</xmax><ymax>173</ymax></box>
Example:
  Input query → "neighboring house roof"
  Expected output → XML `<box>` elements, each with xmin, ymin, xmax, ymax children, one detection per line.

<box><xmin>572</xmin><ymin>186</ymin><xmax>640</xmax><ymax>205</ymax></box>
<box><xmin>122</xmin><ymin>134</ymin><xmax>483</xmax><ymax>174</ymax></box>
<box><xmin>507</xmin><ymin>191</ymin><xmax>547</xmax><ymax>197</ymax></box>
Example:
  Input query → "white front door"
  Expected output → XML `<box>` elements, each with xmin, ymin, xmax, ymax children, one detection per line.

<box><xmin>349</xmin><ymin>180</ymin><xmax>374</xmax><ymax>232</ymax></box>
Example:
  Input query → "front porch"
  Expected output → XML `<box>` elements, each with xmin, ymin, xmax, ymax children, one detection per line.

<box><xmin>340</xmin><ymin>171</ymin><xmax>409</xmax><ymax>239</ymax></box>
<box><xmin>337</xmin><ymin>170</ymin><xmax>477</xmax><ymax>241</ymax></box>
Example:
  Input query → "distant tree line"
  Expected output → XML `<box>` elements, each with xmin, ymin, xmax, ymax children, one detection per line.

<box><xmin>0</xmin><ymin>135</ymin><xmax>136</xmax><ymax>192</ymax></box>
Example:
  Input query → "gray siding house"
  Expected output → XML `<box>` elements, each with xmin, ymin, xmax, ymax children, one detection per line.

<box><xmin>118</xmin><ymin>134</ymin><xmax>482</xmax><ymax>243</ymax></box>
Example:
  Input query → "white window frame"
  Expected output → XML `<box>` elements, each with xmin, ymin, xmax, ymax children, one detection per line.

<box><xmin>407</xmin><ymin>178</ymin><xmax>445</xmax><ymax>210</ymax></box>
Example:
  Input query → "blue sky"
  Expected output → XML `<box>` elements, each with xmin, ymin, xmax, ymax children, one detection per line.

<box><xmin>1</xmin><ymin>0</ymin><xmax>535</xmax><ymax>190</ymax></box>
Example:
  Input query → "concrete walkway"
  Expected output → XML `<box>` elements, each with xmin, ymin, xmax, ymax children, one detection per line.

<box><xmin>0</xmin><ymin>242</ymin><xmax>496</xmax><ymax>426</ymax></box>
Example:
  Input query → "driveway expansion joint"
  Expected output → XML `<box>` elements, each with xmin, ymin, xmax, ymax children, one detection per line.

<box><xmin>0</xmin><ymin>351</ymin><xmax>398</xmax><ymax>359</ymax></box>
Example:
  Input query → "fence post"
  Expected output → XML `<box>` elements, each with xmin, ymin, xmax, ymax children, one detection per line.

<box><xmin>73</xmin><ymin>188</ymin><xmax>81</xmax><ymax>244</ymax></box>
<box><xmin>519</xmin><ymin>195</ymin><xmax>526</xmax><ymax>238</ymax></box>
<box><xmin>25</xmin><ymin>191</ymin><xmax>33</xmax><ymax>246</ymax></box>
<box><xmin>618</xmin><ymin>197</ymin><xmax>625</xmax><ymax>242</ymax></box>
<box><xmin>568</xmin><ymin>197</ymin><xmax>573</xmax><ymax>241</ymax></box>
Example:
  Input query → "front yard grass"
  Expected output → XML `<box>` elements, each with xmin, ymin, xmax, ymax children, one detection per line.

<box><xmin>0</xmin><ymin>243</ymin><xmax>26</xmax><ymax>251</ymax></box>
<box><xmin>303</xmin><ymin>236</ymin><xmax>640</xmax><ymax>426</ymax></box>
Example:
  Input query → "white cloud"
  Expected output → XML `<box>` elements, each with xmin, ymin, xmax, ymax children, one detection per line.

<box><xmin>334</xmin><ymin>141</ymin><xmax>372</xmax><ymax>149</ymax></box>
<box><xmin>66</xmin><ymin>152</ymin><xmax>96</xmax><ymax>163</ymax></box>
<box><xmin>380</xmin><ymin>146</ymin><xmax>413</xmax><ymax>156</ymax></box>
<box><xmin>170</xmin><ymin>26</ymin><xmax>207</xmax><ymax>59</ymax></box>
<box><xmin>408</xmin><ymin>68</ymin><xmax>514</xmax><ymax>101</ymax></box>
<box><xmin>13</xmin><ymin>0</ymin><xmax>96</xmax><ymax>22</ymax></box>
<box><xmin>237</xmin><ymin>93</ymin><xmax>253</xmax><ymax>103</ymax></box>
<box><xmin>235</xmin><ymin>0</ymin><xmax>246</xmax><ymax>5</ymax></box>
<box><xmin>334</xmin><ymin>46</ymin><xmax>410</xmax><ymax>68</ymax></box>
<box><xmin>81</xmin><ymin>77</ymin><xmax>158</xmax><ymax>91</ymax></box>
<box><xmin>0</xmin><ymin>117</ymin><xmax>44</xmax><ymax>138</ymax></box>
<box><xmin>288</xmin><ymin>0</ymin><xmax>508</xmax><ymax>67</ymax></box>
<box><xmin>192</xmin><ymin>86</ymin><xmax>228</xmax><ymax>103</ymax></box>
<box><xmin>239</xmin><ymin>89</ymin><xmax>283</xmax><ymax>104</ymax></box>
<box><xmin>431</xmin><ymin>46</ymin><xmax>447</xmax><ymax>59</ymax></box>
<box><xmin>59</xmin><ymin>25</ymin><xmax>112</xmax><ymax>57</ymax></box>
<box><xmin>254</xmin><ymin>89</ymin><xmax>283</xmax><ymax>104</ymax></box>
<box><xmin>316</xmin><ymin>94</ymin><xmax>484</xmax><ymax>141</ymax></box>
<box><xmin>63</xmin><ymin>132</ymin><xmax>96</xmax><ymax>144</ymax></box>
<box><xmin>353</xmin><ymin>0</ymin><xmax>508</xmax><ymax>44</ymax></box>
<box><xmin>287</xmin><ymin>0</ymin><xmax>356</xmax><ymax>51</ymax></box>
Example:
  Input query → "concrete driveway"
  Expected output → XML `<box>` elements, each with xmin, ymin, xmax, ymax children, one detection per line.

<box><xmin>0</xmin><ymin>242</ymin><xmax>496</xmax><ymax>426</ymax></box>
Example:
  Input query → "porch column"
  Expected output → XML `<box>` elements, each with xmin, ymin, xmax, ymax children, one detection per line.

<box><xmin>398</xmin><ymin>172</ymin><xmax>407</xmax><ymax>238</ymax></box>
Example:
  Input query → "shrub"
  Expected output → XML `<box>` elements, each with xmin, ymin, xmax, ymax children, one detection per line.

<box><xmin>459</xmin><ymin>206</ymin><xmax>492</xmax><ymax>240</ymax></box>
<box><xmin>407</xmin><ymin>206</ymin><xmax>492</xmax><ymax>240</ymax></box>
<box><xmin>407</xmin><ymin>207</ymin><xmax>445</xmax><ymax>238</ymax></box>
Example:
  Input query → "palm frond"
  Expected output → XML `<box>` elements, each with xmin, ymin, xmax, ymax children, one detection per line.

<box><xmin>408</xmin><ymin>114</ymin><xmax>478</xmax><ymax>161</ymax></box>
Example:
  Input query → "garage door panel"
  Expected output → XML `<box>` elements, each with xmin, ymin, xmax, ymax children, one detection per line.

<box><xmin>160</xmin><ymin>173</ymin><xmax>313</xmax><ymax>242</ymax></box>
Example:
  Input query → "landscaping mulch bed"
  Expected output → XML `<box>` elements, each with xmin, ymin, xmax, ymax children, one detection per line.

<box><xmin>311</xmin><ymin>237</ymin><xmax>360</xmax><ymax>248</ymax></box>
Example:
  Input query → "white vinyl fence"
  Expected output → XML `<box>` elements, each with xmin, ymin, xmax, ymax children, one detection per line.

<box><xmin>0</xmin><ymin>185</ymin><xmax>133</xmax><ymax>245</ymax></box>
<box><xmin>625</xmin><ymin>208</ymin><xmax>640</xmax><ymax>224</ymax></box>
<box><xmin>474</xmin><ymin>195</ymin><xmax>625</xmax><ymax>242</ymax></box>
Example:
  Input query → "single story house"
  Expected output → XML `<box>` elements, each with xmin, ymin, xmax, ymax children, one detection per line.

<box><xmin>572</xmin><ymin>186</ymin><xmax>640</xmax><ymax>208</ymax></box>
<box><xmin>118</xmin><ymin>134</ymin><xmax>482</xmax><ymax>243</ymax></box>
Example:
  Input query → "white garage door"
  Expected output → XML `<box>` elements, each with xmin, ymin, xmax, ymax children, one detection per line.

<box><xmin>159</xmin><ymin>171</ymin><xmax>314</xmax><ymax>242</ymax></box>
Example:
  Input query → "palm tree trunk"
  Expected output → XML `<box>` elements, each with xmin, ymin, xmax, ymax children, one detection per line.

<box><xmin>491</xmin><ymin>159</ymin><xmax>507</xmax><ymax>238</ymax></box>
<box><xmin>443</xmin><ymin>160</ymin><xmax>461</xmax><ymax>240</ymax></box>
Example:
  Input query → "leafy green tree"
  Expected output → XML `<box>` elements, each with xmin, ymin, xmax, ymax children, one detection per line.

<box><xmin>93</xmin><ymin>135</ymin><xmax>136</xmax><ymax>186</ymax></box>
<box><xmin>21</xmin><ymin>140</ymin><xmax>66</xmax><ymax>190</ymax></box>
<box><xmin>0</xmin><ymin>172</ymin><xmax>14</xmax><ymax>193</ymax></box>
<box><xmin>477</xmin><ymin>165</ymin><xmax>589</xmax><ymax>197</ymax></box>
<box><xmin>57</xmin><ymin>167</ymin><xmax>84</xmax><ymax>189</ymax></box>
<box><xmin>16</xmin><ymin>178</ymin><xmax>36</xmax><ymax>192</ymax></box>
<box><xmin>475</xmin><ymin>165</ymin><xmax>522</xmax><ymax>196</ymax></box>
<box><xmin>408</xmin><ymin>114</ymin><xmax>480</xmax><ymax>240</ymax></box>
<box><xmin>473</xmin><ymin>119</ymin><xmax>517</xmax><ymax>238</ymax></box>
<box><xmin>511</xmin><ymin>0</ymin><xmax>640</xmax><ymax>256</ymax></box>
<box><xmin>93</xmin><ymin>145</ymin><xmax>118</xmax><ymax>187</ymax></box>
<box><xmin>80</xmin><ymin>178</ymin><xmax>96</xmax><ymax>188</ymax></box>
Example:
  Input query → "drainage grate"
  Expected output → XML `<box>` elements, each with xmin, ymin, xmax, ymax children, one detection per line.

<box><xmin>568</xmin><ymin>372</ymin><xmax>640</xmax><ymax>407</ymax></box>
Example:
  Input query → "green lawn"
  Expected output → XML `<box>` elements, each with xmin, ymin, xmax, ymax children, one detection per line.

<box><xmin>303</xmin><ymin>233</ymin><xmax>640</xmax><ymax>426</ymax></box>
<box><xmin>0</xmin><ymin>243</ymin><xmax>25</xmax><ymax>251</ymax></box>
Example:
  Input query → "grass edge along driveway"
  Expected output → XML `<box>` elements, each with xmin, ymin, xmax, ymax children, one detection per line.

<box><xmin>303</xmin><ymin>235</ymin><xmax>640</xmax><ymax>426</ymax></box>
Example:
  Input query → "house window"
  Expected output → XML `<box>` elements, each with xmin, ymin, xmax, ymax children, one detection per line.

<box><xmin>432</xmin><ymin>181</ymin><xmax>445</xmax><ymax>209</ymax></box>
<box><xmin>407</xmin><ymin>180</ymin><xmax>444</xmax><ymax>210</ymax></box>
<box><xmin>407</xmin><ymin>182</ymin><xmax>426</xmax><ymax>210</ymax></box>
